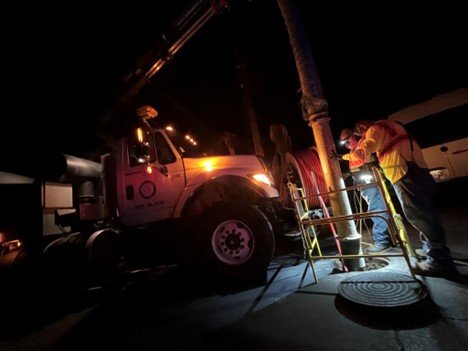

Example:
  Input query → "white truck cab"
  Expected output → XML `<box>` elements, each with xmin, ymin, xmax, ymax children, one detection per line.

<box><xmin>108</xmin><ymin>127</ymin><xmax>278</xmax><ymax>226</ymax></box>
<box><xmin>102</xmin><ymin>124</ymin><xmax>280</xmax><ymax>277</ymax></box>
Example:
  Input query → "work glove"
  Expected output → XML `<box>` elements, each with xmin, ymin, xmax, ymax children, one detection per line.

<box><xmin>329</xmin><ymin>150</ymin><xmax>343</xmax><ymax>160</ymax></box>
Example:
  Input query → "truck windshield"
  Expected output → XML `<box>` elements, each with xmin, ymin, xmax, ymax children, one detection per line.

<box><xmin>164</xmin><ymin>129</ymin><xmax>209</xmax><ymax>158</ymax></box>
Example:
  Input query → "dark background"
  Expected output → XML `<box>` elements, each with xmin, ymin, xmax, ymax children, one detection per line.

<box><xmin>1</xmin><ymin>1</ymin><xmax>467</xmax><ymax>170</ymax></box>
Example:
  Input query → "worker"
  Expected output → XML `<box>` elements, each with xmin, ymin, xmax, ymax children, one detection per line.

<box><xmin>331</xmin><ymin>128</ymin><xmax>392</xmax><ymax>253</ymax></box>
<box><xmin>351</xmin><ymin>119</ymin><xmax>458</xmax><ymax>277</ymax></box>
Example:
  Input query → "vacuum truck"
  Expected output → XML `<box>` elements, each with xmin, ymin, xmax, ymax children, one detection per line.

<box><xmin>0</xmin><ymin>107</ymin><xmax>294</xmax><ymax>288</ymax></box>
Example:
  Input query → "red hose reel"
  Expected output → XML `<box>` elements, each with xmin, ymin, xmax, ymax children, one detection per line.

<box><xmin>287</xmin><ymin>148</ymin><xmax>329</xmax><ymax>209</ymax></box>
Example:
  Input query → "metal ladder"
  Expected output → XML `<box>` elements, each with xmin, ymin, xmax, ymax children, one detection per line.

<box><xmin>287</xmin><ymin>167</ymin><xmax>419</xmax><ymax>284</ymax></box>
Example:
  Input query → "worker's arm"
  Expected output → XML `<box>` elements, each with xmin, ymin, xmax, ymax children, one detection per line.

<box><xmin>342</xmin><ymin>152</ymin><xmax>361</xmax><ymax>161</ymax></box>
<box><xmin>352</xmin><ymin>126</ymin><xmax>384</xmax><ymax>160</ymax></box>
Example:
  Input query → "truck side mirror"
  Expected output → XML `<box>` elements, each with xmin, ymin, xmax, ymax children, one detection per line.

<box><xmin>158</xmin><ymin>164</ymin><xmax>169</xmax><ymax>177</ymax></box>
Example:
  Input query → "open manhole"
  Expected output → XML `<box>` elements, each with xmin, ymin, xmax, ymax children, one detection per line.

<box><xmin>364</xmin><ymin>257</ymin><xmax>391</xmax><ymax>271</ymax></box>
<box><xmin>338</xmin><ymin>271</ymin><xmax>427</xmax><ymax>307</ymax></box>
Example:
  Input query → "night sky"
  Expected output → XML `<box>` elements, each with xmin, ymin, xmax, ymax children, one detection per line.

<box><xmin>1</xmin><ymin>1</ymin><xmax>467</xmax><ymax>171</ymax></box>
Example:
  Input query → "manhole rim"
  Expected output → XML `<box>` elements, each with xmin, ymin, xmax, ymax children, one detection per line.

<box><xmin>364</xmin><ymin>256</ymin><xmax>393</xmax><ymax>271</ymax></box>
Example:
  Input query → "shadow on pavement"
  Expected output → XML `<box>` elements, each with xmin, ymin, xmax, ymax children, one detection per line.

<box><xmin>0</xmin><ymin>262</ymin><xmax>268</xmax><ymax>345</ymax></box>
<box><xmin>334</xmin><ymin>294</ymin><xmax>442</xmax><ymax>330</ymax></box>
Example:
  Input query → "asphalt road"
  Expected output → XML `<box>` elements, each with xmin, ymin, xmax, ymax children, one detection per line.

<box><xmin>1</xmin><ymin>178</ymin><xmax>466</xmax><ymax>351</ymax></box>
<box><xmin>0</xmin><ymin>238</ymin><xmax>333</xmax><ymax>351</ymax></box>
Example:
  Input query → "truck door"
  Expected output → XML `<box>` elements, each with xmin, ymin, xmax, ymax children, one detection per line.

<box><xmin>119</xmin><ymin>129</ymin><xmax>185</xmax><ymax>227</ymax></box>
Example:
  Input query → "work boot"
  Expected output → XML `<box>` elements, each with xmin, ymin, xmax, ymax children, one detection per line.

<box><xmin>415</xmin><ymin>248</ymin><xmax>427</xmax><ymax>259</ymax></box>
<box><xmin>366</xmin><ymin>242</ymin><xmax>392</xmax><ymax>254</ymax></box>
<box><xmin>411</xmin><ymin>258</ymin><xmax>460</xmax><ymax>278</ymax></box>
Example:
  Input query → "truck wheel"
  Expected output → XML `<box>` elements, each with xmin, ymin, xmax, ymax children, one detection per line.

<box><xmin>200</xmin><ymin>202</ymin><xmax>275</xmax><ymax>277</ymax></box>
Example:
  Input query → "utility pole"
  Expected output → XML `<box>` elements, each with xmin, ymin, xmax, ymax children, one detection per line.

<box><xmin>235</xmin><ymin>50</ymin><xmax>265</xmax><ymax>157</ymax></box>
<box><xmin>277</xmin><ymin>0</ymin><xmax>364</xmax><ymax>270</ymax></box>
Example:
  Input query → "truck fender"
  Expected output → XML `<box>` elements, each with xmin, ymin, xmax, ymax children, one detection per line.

<box><xmin>86</xmin><ymin>229</ymin><xmax>121</xmax><ymax>271</ymax></box>
<box><xmin>176</xmin><ymin>175</ymin><xmax>267</xmax><ymax>218</ymax></box>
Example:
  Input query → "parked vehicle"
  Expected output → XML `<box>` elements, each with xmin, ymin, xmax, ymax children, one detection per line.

<box><xmin>388</xmin><ymin>88</ymin><xmax>468</xmax><ymax>182</ymax></box>
<box><xmin>0</xmin><ymin>109</ymin><xmax>290</xmax><ymax>286</ymax></box>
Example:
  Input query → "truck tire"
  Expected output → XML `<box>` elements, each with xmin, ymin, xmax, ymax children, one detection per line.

<box><xmin>198</xmin><ymin>201</ymin><xmax>275</xmax><ymax>278</ymax></box>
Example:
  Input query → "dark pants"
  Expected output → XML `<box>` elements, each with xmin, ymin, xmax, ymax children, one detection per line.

<box><xmin>392</xmin><ymin>162</ymin><xmax>452</xmax><ymax>263</ymax></box>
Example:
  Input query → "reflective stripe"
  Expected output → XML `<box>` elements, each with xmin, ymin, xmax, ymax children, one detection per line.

<box><xmin>373</xmin><ymin>121</ymin><xmax>410</xmax><ymax>161</ymax></box>
<box><xmin>379</xmin><ymin>134</ymin><xmax>410</xmax><ymax>158</ymax></box>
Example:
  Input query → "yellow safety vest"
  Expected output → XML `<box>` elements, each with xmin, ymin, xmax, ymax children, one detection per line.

<box><xmin>353</xmin><ymin>120</ymin><xmax>427</xmax><ymax>183</ymax></box>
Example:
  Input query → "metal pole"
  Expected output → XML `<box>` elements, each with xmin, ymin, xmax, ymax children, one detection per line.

<box><xmin>277</xmin><ymin>0</ymin><xmax>363</xmax><ymax>269</ymax></box>
<box><xmin>236</xmin><ymin>51</ymin><xmax>265</xmax><ymax>157</ymax></box>
<box><xmin>98</xmin><ymin>0</ymin><xmax>227</xmax><ymax>136</ymax></box>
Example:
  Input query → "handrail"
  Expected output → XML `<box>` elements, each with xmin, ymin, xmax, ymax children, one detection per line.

<box><xmin>288</xmin><ymin>166</ymin><xmax>419</xmax><ymax>284</ymax></box>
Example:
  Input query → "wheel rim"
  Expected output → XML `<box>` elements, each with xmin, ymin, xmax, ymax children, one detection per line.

<box><xmin>211</xmin><ymin>219</ymin><xmax>254</xmax><ymax>265</ymax></box>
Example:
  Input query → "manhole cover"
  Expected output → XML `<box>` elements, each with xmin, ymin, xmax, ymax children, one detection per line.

<box><xmin>338</xmin><ymin>271</ymin><xmax>427</xmax><ymax>307</ymax></box>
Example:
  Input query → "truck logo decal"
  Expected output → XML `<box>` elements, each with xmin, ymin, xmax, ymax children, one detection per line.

<box><xmin>139</xmin><ymin>180</ymin><xmax>156</xmax><ymax>199</ymax></box>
